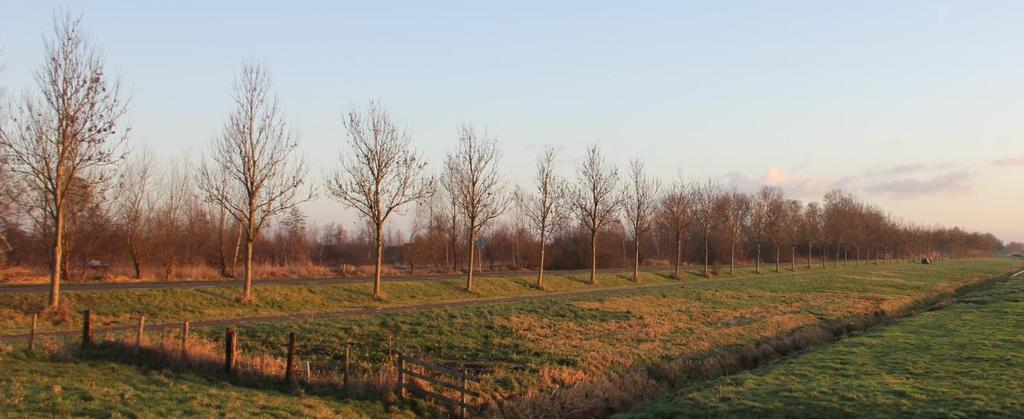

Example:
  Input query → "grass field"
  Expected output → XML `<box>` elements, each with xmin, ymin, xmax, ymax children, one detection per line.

<box><xmin>620</xmin><ymin>264</ymin><xmax>1024</xmax><ymax>418</ymax></box>
<box><xmin>0</xmin><ymin>269</ymin><xmax>692</xmax><ymax>336</ymax></box>
<box><xmin>0</xmin><ymin>350</ymin><xmax>408</xmax><ymax>418</ymax></box>
<box><xmin>0</xmin><ymin>258</ymin><xmax>1018</xmax><ymax>417</ymax></box>
<box><xmin>191</xmin><ymin>258</ymin><xmax>1021</xmax><ymax>416</ymax></box>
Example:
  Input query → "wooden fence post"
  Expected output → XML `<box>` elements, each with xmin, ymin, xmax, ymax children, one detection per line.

<box><xmin>135</xmin><ymin>315</ymin><xmax>146</xmax><ymax>354</ymax></box>
<box><xmin>396</xmin><ymin>353</ymin><xmax>405</xmax><ymax>399</ymax></box>
<box><xmin>460</xmin><ymin>371</ymin><xmax>468</xmax><ymax>419</ymax></box>
<box><xmin>28</xmin><ymin>313</ymin><xmax>38</xmax><ymax>351</ymax></box>
<box><xmin>284</xmin><ymin>332</ymin><xmax>296</xmax><ymax>384</ymax></box>
<box><xmin>181</xmin><ymin>321</ymin><xmax>190</xmax><ymax>361</ymax></box>
<box><xmin>81</xmin><ymin>310</ymin><xmax>93</xmax><ymax>350</ymax></box>
<box><xmin>225</xmin><ymin>326</ymin><xmax>236</xmax><ymax>374</ymax></box>
<box><xmin>344</xmin><ymin>343</ymin><xmax>351</xmax><ymax>390</ymax></box>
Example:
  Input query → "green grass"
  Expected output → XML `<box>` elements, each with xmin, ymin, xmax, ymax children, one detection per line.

<box><xmin>0</xmin><ymin>269</ymin><xmax>697</xmax><ymax>335</ymax></box>
<box><xmin>0</xmin><ymin>351</ymin><xmax>411</xmax><ymax>418</ymax></box>
<box><xmin>2</xmin><ymin>259</ymin><xmax>1018</xmax><ymax>417</ymax></box>
<box><xmin>620</xmin><ymin>264</ymin><xmax>1024</xmax><ymax>418</ymax></box>
<box><xmin>190</xmin><ymin>259</ymin><xmax>1019</xmax><ymax>401</ymax></box>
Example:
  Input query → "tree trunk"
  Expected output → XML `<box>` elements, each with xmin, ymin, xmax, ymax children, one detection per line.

<box><xmin>775</xmin><ymin>243</ymin><xmax>781</xmax><ymax>273</ymax></box>
<box><xmin>466</xmin><ymin>225</ymin><xmax>476</xmax><ymax>292</ymax></box>
<box><xmin>373</xmin><ymin>222</ymin><xmax>384</xmax><ymax>300</ymax></box>
<box><xmin>633</xmin><ymin>234</ymin><xmax>641</xmax><ymax>282</ymax></box>
<box><xmin>791</xmin><ymin>245</ymin><xmax>796</xmax><ymax>271</ymax></box>
<box><xmin>242</xmin><ymin>232</ymin><xmax>255</xmax><ymax>302</ymax></box>
<box><xmin>590</xmin><ymin>229</ymin><xmax>598</xmax><ymax>285</ymax></box>
<box><xmin>512</xmin><ymin>230</ymin><xmax>519</xmax><ymax>270</ymax></box>
<box><xmin>131</xmin><ymin>251</ymin><xmax>142</xmax><ymax>279</ymax></box>
<box><xmin>807</xmin><ymin>242</ymin><xmax>813</xmax><ymax>269</ymax></box>
<box><xmin>48</xmin><ymin>207</ymin><xmax>64</xmax><ymax>308</ymax></box>
<box><xmin>703</xmin><ymin>234</ymin><xmax>710</xmax><ymax>276</ymax></box>
<box><xmin>730</xmin><ymin>239</ymin><xmax>736</xmax><ymax>275</ymax></box>
<box><xmin>755</xmin><ymin>244</ymin><xmax>761</xmax><ymax>273</ymax></box>
<box><xmin>673</xmin><ymin>229</ymin><xmax>682</xmax><ymax>278</ymax></box>
<box><xmin>537</xmin><ymin>233</ymin><xmax>546</xmax><ymax>289</ymax></box>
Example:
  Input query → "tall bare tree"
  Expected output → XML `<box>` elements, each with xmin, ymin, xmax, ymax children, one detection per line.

<box><xmin>445</xmin><ymin>125</ymin><xmax>508</xmax><ymax>292</ymax></box>
<box><xmin>623</xmin><ymin>158</ymin><xmax>660</xmax><ymax>282</ymax></box>
<box><xmin>521</xmin><ymin>146</ymin><xmax>566</xmax><ymax>289</ymax></box>
<box><xmin>327</xmin><ymin>100</ymin><xmax>431</xmax><ymax>300</ymax></box>
<box><xmin>0</xmin><ymin>13</ymin><xmax>129</xmax><ymax>308</ymax></box>
<box><xmin>115</xmin><ymin>147</ymin><xmax>156</xmax><ymax>279</ymax></box>
<box><xmin>783</xmin><ymin>199</ymin><xmax>802</xmax><ymax>271</ymax></box>
<box><xmin>692</xmin><ymin>178</ymin><xmax>722</xmax><ymax>275</ymax></box>
<box><xmin>440</xmin><ymin>164</ymin><xmax>462</xmax><ymax>272</ymax></box>
<box><xmin>660</xmin><ymin>175</ymin><xmax>692</xmax><ymax>278</ymax></box>
<box><xmin>721</xmin><ymin>189</ymin><xmax>750</xmax><ymax>275</ymax></box>
<box><xmin>801</xmin><ymin>202</ymin><xmax>822</xmax><ymax>269</ymax></box>
<box><xmin>0</xmin><ymin>47</ymin><xmax>12</xmax><ymax>261</ymax></box>
<box><xmin>198</xmin><ymin>61</ymin><xmax>311</xmax><ymax>303</ymax></box>
<box><xmin>569</xmin><ymin>144</ymin><xmax>621</xmax><ymax>285</ymax></box>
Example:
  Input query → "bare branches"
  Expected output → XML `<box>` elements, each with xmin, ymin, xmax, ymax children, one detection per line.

<box><xmin>445</xmin><ymin>124</ymin><xmax>509</xmax><ymax>291</ymax></box>
<box><xmin>692</xmin><ymin>178</ymin><xmax>722</xmax><ymax>274</ymax></box>
<box><xmin>326</xmin><ymin>100</ymin><xmax>431</xmax><ymax>299</ymax></box>
<box><xmin>623</xmin><ymin>158</ymin><xmax>660</xmax><ymax>281</ymax></box>
<box><xmin>197</xmin><ymin>60</ymin><xmax>311</xmax><ymax>302</ymax></box>
<box><xmin>569</xmin><ymin>144</ymin><xmax>621</xmax><ymax>284</ymax></box>
<box><xmin>521</xmin><ymin>145</ymin><xmax>567</xmax><ymax>288</ymax></box>
<box><xmin>114</xmin><ymin>147</ymin><xmax>156</xmax><ymax>278</ymax></box>
<box><xmin>0</xmin><ymin>11</ymin><xmax>129</xmax><ymax>307</ymax></box>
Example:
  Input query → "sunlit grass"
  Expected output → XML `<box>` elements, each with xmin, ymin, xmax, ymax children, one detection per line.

<box><xmin>620</xmin><ymin>262</ymin><xmax>1024</xmax><ymax>418</ymax></box>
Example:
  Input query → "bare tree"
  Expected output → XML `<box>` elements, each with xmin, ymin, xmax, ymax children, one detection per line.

<box><xmin>721</xmin><ymin>189</ymin><xmax>750</xmax><ymax>275</ymax></box>
<box><xmin>660</xmin><ymin>175</ymin><xmax>692</xmax><ymax>278</ymax></box>
<box><xmin>0</xmin><ymin>13</ymin><xmax>129</xmax><ymax>308</ymax></box>
<box><xmin>326</xmin><ymin>100</ymin><xmax>431</xmax><ymax>300</ymax></box>
<box><xmin>198</xmin><ymin>61</ymin><xmax>311</xmax><ymax>303</ymax></box>
<box><xmin>801</xmin><ymin>202</ymin><xmax>822</xmax><ymax>269</ymax></box>
<box><xmin>115</xmin><ymin>147</ymin><xmax>156</xmax><ymax>279</ymax></box>
<box><xmin>521</xmin><ymin>146</ymin><xmax>566</xmax><ymax>289</ymax></box>
<box><xmin>440</xmin><ymin>164</ymin><xmax>462</xmax><ymax>272</ymax></box>
<box><xmin>569</xmin><ymin>144</ymin><xmax>621</xmax><ymax>285</ymax></box>
<box><xmin>623</xmin><ymin>158</ymin><xmax>660</xmax><ymax>282</ymax></box>
<box><xmin>692</xmin><ymin>178</ymin><xmax>722</xmax><ymax>276</ymax></box>
<box><xmin>445</xmin><ymin>125</ymin><xmax>509</xmax><ymax>292</ymax></box>
<box><xmin>783</xmin><ymin>199</ymin><xmax>802</xmax><ymax>271</ymax></box>
<box><xmin>761</xmin><ymin>186</ymin><xmax>786</xmax><ymax>272</ymax></box>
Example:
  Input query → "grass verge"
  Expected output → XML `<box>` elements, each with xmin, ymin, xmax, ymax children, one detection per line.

<box><xmin>620</xmin><ymin>264</ymin><xmax>1024</xmax><ymax>418</ymax></box>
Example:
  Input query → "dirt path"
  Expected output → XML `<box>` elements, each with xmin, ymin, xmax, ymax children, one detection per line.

<box><xmin>0</xmin><ymin>267</ymin><xmax>815</xmax><ymax>341</ymax></box>
<box><xmin>0</xmin><ymin>267</ymin><xmax>665</xmax><ymax>295</ymax></box>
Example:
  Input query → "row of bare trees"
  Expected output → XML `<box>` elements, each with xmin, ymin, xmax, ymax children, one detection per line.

<box><xmin>0</xmin><ymin>12</ymin><xmax>1008</xmax><ymax>309</ymax></box>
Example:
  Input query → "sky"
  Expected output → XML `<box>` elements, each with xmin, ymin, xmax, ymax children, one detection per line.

<box><xmin>1</xmin><ymin>1</ymin><xmax>1022</xmax><ymax>242</ymax></box>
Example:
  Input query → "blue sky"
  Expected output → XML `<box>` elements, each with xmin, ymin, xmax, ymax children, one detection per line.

<box><xmin>2</xmin><ymin>1</ymin><xmax>1023</xmax><ymax>241</ymax></box>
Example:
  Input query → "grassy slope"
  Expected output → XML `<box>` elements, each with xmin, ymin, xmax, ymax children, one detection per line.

<box><xmin>0</xmin><ymin>351</ymin><xmax>411</xmax><ymax>418</ymax></box>
<box><xmin>1</xmin><ymin>259</ymin><xmax>1018</xmax><ymax>417</ymax></box>
<box><xmin>0</xmin><ymin>270</ymin><xmax>691</xmax><ymax>335</ymax></box>
<box><xmin>202</xmin><ymin>259</ymin><xmax>1019</xmax><ymax>396</ymax></box>
<box><xmin>620</xmin><ymin>263</ymin><xmax>1024</xmax><ymax>418</ymax></box>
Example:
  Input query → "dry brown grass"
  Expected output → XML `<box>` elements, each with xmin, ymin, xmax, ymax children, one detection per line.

<box><xmin>487</xmin><ymin>272</ymin><xmax>1010</xmax><ymax>418</ymax></box>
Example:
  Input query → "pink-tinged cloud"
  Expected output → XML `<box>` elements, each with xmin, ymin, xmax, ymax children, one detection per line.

<box><xmin>863</xmin><ymin>169</ymin><xmax>976</xmax><ymax>199</ymax></box>
<box><xmin>724</xmin><ymin>163</ymin><xmax>976</xmax><ymax>201</ymax></box>
<box><xmin>993</xmin><ymin>155</ymin><xmax>1024</xmax><ymax>167</ymax></box>
<box><xmin>722</xmin><ymin>167</ymin><xmax>832</xmax><ymax>199</ymax></box>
